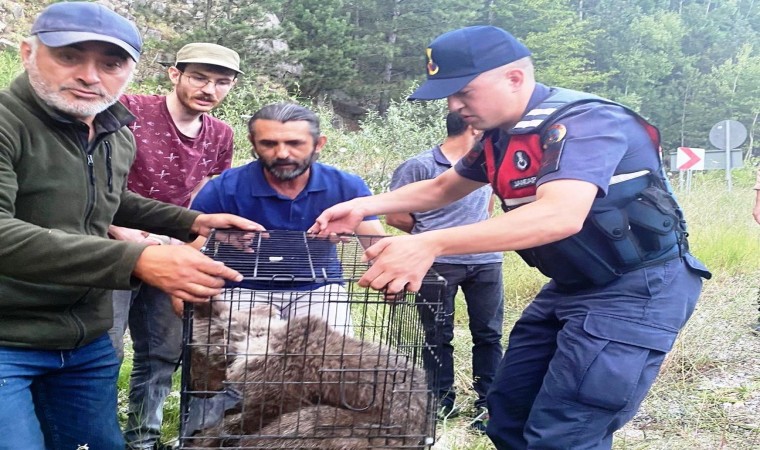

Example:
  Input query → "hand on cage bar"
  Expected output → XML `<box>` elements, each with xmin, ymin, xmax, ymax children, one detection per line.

<box><xmin>305</xmin><ymin>231</ymin><xmax>353</xmax><ymax>245</ymax></box>
<box><xmin>359</xmin><ymin>234</ymin><xmax>436</xmax><ymax>295</ymax></box>
<box><xmin>132</xmin><ymin>244</ymin><xmax>243</xmax><ymax>302</ymax></box>
<box><xmin>191</xmin><ymin>213</ymin><xmax>265</xmax><ymax>237</ymax></box>
<box><xmin>308</xmin><ymin>200</ymin><xmax>367</xmax><ymax>236</ymax></box>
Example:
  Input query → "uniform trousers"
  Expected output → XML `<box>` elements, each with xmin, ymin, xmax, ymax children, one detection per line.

<box><xmin>486</xmin><ymin>256</ymin><xmax>703</xmax><ymax>449</ymax></box>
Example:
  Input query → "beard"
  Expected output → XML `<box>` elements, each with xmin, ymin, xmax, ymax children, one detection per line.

<box><xmin>26</xmin><ymin>58</ymin><xmax>127</xmax><ymax>119</ymax></box>
<box><xmin>261</xmin><ymin>149</ymin><xmax>319</xmax><ymax>181</ymax></box>
<box><xmin>175</xmin><ymin>82</ymin><xmax>220</xmax><ymax>113</ymax></box>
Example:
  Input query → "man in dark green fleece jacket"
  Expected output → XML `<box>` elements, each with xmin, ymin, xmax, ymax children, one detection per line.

<box><xmin>0</xmin><ymin>3</ymin><xmax>261</xmax><ymax>450</ymax></box>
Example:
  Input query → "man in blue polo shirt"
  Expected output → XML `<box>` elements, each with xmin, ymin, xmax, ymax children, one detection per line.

<box><xmin>387</xmin><ymin>112</ymin><xmax>503</xmax><ymax>431</ymax></box>
<box><xmin>310</xmin><ymin>26</ymin><xmax>711</xmax><ymax>449</ymax></box>
<box><xmin>190</xmin><ymin>102</ymin><xmax>384</xmax><ymax>332</ymax></box>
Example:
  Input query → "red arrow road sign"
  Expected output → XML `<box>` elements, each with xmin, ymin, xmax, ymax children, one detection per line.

<box><xmin>677</xmin><ymin>147</ymin><xmax>704</xmax><ymax>171</ymax></box>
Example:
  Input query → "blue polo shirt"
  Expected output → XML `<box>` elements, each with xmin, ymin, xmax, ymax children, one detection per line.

<box><xmin>192</xmin><ymin>160</ymin><xmax>376</xmax><ymax>229</ymax></box>
<box><xmin>455</xmin><ymin>83</ymin><xmax>659</xmax><ymax>197</ymax></box>
<box><xmin>191</xmin><ymin>161</ymin><xmax>377</xmax><ymax>290</ymax></box>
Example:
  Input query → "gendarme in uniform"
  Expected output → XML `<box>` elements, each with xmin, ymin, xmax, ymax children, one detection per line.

<box><xmin>408</xmin><ymin>25</ymin><xmax>711</xmax><ymax>450</ymax></box>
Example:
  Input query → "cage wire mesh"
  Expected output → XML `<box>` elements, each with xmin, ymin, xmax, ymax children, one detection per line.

<box><xmin>179</xmin><ymin>229</ymin><xmax>445</xmax><ymax>449</ymax></box>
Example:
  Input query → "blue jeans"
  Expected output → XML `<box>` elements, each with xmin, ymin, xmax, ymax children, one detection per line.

<box><xmin>486</xmin><ymin>257</ymin><xmax>704</xmax><ymax>449</ymax></box>
<box><xmin>417</xmin><ymin>262</ymin><xmax>504</xmax><ymax>409</ymax></box>
<box><xmin>0</xmin><ymin>334</ymin><xmax>124</xmax><ymax>450</ymax></box>
<box><xmin>109</xmin><ymin>284</ymin><xmax>183</xmax><ymax>449</ymax></box>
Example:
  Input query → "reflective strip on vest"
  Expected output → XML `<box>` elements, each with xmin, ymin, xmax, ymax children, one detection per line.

<box><xmin>610</xmin><ymin>170</ymin><xmax>650</xmax><ymax>185</ymax></box>
<box><xmin>512</xmin><ymin>119</ymin><xmax>548</xmax><ymax>130</ymax></box>
<box><xmin>502</xmin><ymin>196</ymin><xmax>537</xmax><ymax>207</ymax></box>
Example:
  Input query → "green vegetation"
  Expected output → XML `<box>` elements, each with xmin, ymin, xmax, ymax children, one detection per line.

<box><xmin>121</xmin><ymin>0</ymin><xmax>760</xmax><ymax>155</ymax></box>
<box><xmin>1</xmin><ymin>8</ymin><xmax>758</xmax><ymax>444</ymax></box>
<box><xmin>0</xmin><ymin>50</ymin><xmax>21</xmax><ymax>87</ymax></box>
<box><xmin>3</xmin><ymin>1</ymin><xmax>759</xmax><ymax>153</ymax></box>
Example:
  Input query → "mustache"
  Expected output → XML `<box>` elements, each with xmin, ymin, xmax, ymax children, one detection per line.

<box><xmin>193</xmin><ymin>94</ymin><xmax>217</xmax><ymax>102</ymax></box>
<box><xmin>60</xmin><ymin>83</ymin><xmax>107</xmax><ymax>97</ymax></box>
<box><xmin>273</xmin><ymin>159</ymin><xmax>298</xmax><ymax>166</ymax></box>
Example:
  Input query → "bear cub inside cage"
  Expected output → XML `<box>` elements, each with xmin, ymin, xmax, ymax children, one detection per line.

<box><xmin>179</xmin><ymin>230</ymin><xmax>445</xmax><ymax>450</ymax></box>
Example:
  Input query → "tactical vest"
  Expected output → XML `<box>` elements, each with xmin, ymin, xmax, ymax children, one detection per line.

<box><xmin>484</xmin><ymin>88</ymin><xmax>687</xmax><ymax>289</ymax></box>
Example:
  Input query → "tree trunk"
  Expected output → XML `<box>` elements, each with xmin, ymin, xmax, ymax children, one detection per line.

<box><xmin>746</xmin><ymin>111</ymin><xmax>758</xmax><ymax>159</ymax></box>
<box><xmin>205</xmin><ymin>0</ymin><xmax>213</xmax><ymax>30</ymax></box>
<box><xmin>680</xmin><ymin>81</ymin><xmax>691</xmax><ymax>146</ymax></box>
<box><xmin>379</xmin><ymin>0</ymin><xmax>400</xmax><ymax>116</ymax></box>
<box><xmin>485</xmin><ymin>0</ymin><xmax>495</xmax><ymax>23</ymax></box>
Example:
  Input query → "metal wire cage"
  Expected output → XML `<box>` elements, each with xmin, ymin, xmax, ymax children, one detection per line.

<box><xmin>179</xmin><ymin>229</ymin><xmax>445</xmax><ymax>449</ymax></box>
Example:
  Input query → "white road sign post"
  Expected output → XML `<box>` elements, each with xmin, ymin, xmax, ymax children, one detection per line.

<box><xmin>709</xmin><ymin>120</ymin><xmax>748</xmax><ymax>192</ymax></box>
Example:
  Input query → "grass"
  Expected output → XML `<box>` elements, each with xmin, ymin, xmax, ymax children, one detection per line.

<box><xmin>117</xmin><ymin>339</ymin><xmax>182</xmax><ymax>443</ymax></box>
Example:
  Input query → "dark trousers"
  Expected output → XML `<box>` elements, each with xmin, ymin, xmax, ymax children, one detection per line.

<box><xmin>417</xmin><ymin>262</ymin><xmax>504</xmax><ymax>408</ymax></box>
<box><xmin>486</xmin><ymin>258</ymin><xmax>703</xmax><ymax>449</ymax></box>
<box><xmin>109</xmin><ymin>284</ymin><xmax>183</xmax><ymax>449</ymax></box>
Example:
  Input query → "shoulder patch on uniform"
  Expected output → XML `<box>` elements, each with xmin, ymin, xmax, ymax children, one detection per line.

<box><xmin>462</xmin><ymin>141</ymin><xmax>484</xmax><ymax>167</ymax></box>
<box><xmin>542</xmin><ymin>124</ymin><xmax>567</xmax><ymax>149</ymax></box>
<box><xmin>538</xmin><ymin>125</ymin><xmax>567</xmax><ymax>178</ymax></box>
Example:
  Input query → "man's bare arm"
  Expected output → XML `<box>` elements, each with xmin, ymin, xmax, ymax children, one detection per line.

<box><xmin>311</xmin><ymin>169</ymin><xmax>485</xmax><ymax>235</ymax></box>
<box><xmin>385</xmin><ymin>212</ymin><xmax>415</xmax><ymax>234</ymax></box>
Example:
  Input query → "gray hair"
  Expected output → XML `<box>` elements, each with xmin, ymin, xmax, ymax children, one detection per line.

<box><xmin>22</xmin><ymin>36</ymin><xmax>39</xmax><ymax>56</ymax></box>
<box><xmin>248</xmin><ymin>103</ymin><xmax>321</xmax><ymax>144</ymax></box>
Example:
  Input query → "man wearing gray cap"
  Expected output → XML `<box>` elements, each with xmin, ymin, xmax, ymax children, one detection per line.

<box><xmin>0</xmin><ymin>3</ymin><xmax>260</xmax><ymax>450</ymax></box>
<box><xmin>107</xmin><ymin>42</ymin><xmax>243</xmax><ymax>450</ymax></box>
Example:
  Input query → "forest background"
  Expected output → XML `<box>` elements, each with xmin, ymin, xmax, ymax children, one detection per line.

<box><xmin>0</xmin><ymin>0</ymin><xmax>758</xmax><ymax>158</ymax></box>
<box><xmin>0</xmin><ymin>0</ymin><xmax>759</xmax><ymax>449</ymax></box>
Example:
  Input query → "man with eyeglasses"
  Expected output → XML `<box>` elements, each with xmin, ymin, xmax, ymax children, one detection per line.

<box><xmin>107</xmin><ymin>42</ymin><xmax>242</xmax><ymax>450</ymax></box>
